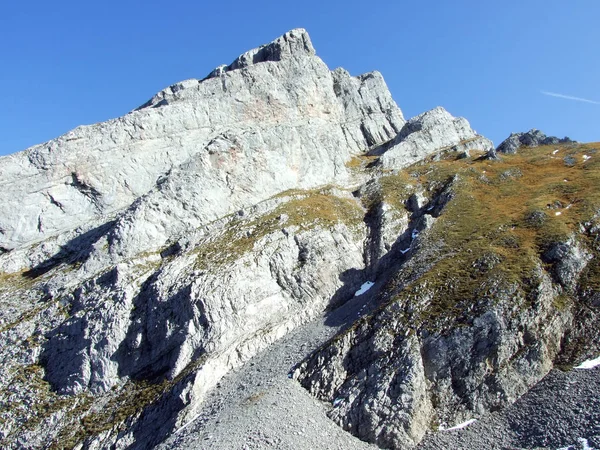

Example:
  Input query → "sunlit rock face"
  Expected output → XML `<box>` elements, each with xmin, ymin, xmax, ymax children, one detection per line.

<box><xmin>0</xmin><ymin>28</ymin><xmax>404</xmax><ymax>256</ymax></box>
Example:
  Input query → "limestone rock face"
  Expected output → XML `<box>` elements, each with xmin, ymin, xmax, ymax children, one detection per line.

<box><xmin>43</xmin><ymin>200</ymin><xmax>366</xmax><ymax>396</ymax></box>
<box><xmin>379</xmin><ymin>106</ymin><xmax>493</xmax><ymax>168</ymax></box>
<box><xmin>0</xmin><ymin>29</ymin><xmax>404</xmax><ymax>448</ymax></box>
<box><xmin>0</xmin><ymin>28</ymin><xmax>403</xmax><ymax>256</ymax></box>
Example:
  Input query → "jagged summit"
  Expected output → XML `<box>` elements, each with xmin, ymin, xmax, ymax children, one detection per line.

<box><xmin>496</xmin><ymin>128</ymin><xmax>575</xmax><ymax>154</ymax></box>
<box><xmin>378</xmin><ymin>106</ymin><xmax>493</xmax><ymax>168</ymax></box>
<box><xmin>483</xmin><ymin>129</ymin><xmax>576</xmax><ymax>159</ymax></box>
<box><xmin>206</xmin><ymin>28</ymin><xmax>315</xmax><ymax>78</ymax></box>
<box><xmin>0</xmin><ymin>28</ymin><xmax>403</xmax><ymax>256</ymax></box>
<box><xmin>137</xmin><ymin>28</ymin><xmax>316</xmax><ymax>110</ymax></box>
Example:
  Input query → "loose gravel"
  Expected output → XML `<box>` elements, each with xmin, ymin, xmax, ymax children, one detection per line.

<box><xmin>417</xmin><ymin>367</ymin><xmax>600</xmax><ymax>450</ymax></box>
<box><xmin>157</xmin><ymin>280</ymin><xmax>383</xmax><ymax>450</ymax></box>
<box><xmin>157</xmin><ymin>277</ymin><xmax>600</xmax><ymax>450</ymax></box>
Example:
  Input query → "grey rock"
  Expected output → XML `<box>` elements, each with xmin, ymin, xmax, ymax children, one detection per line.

<box><xmin>484</xmin><ymin>148</ymin><xmax>498</xmax><ymax>160</ymax></box>
<box><xmin>379</xmin><ymin>107</ymin><xmax>493</xmax><ymax>169</ymax></box>
<box><xmin>542</xmin><ymin>238</ymin><xmax>592</xmax><ymax>292</ymax></box>
<box><xmin>564</xmin><ymin>155</ymin><xmax>577</xmax><ymax>167</ymax></box>
<box><xmin>496</xmin><ymin>129</ymin><xmax>575</xmax><ymax>154</ymax></box>
<box><xmin>0</xmin><ymin>28</ymin><xmax>402</xmax><ymax>258</ymax></box>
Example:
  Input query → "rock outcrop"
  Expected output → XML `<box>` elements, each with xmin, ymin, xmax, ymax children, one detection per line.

<box><xmin>296</xmin><ymin>258</ymin><xmax>573</xmax><ymax>449</ymax></box>
<box><xmin>295</xmin><ymin>140</ymin><xmax>600</xmax><ymax>448</ymax></box>
<box><xmin>495</xmin><ymin>129</ymin><xmax>575</xmax><ymax>155</ymax></box>
<box><xmin>378</xmin><ymin>106</ymin><xmax>493</xmax><ymax>168</ymax></box>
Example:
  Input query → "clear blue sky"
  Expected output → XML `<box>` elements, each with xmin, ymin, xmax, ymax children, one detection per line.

<box><xmin>1</xmin><ymin>0</ymin><xmax>599</xmax><ymax>155</ymax></box>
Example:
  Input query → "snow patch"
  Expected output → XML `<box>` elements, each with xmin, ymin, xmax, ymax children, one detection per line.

<box><xmin>583</xmin><ymin>154</ymin><xmax>591</xmax><ymax>161</ymax></box>
<box><xmin>558</xmin><ymin>438</ymin><xmax>596</xmax><ymax>450</ymax></box>
<box><xmin>332</xmin><ymin>397</ymin><xmax>344</xmax><ymax>407</ymax></box>
<box><xmin>555</xmin><ymin>211</ymin><xmax>562</xmax><ymax>216</ymax></box>
<box><xmin>354</xmin><ymin>281</ymin><xmax>374</xmax><ymax>296</ymax></box>
<box><xmin>411</xmin><ymin>229</ymin><xmax>419</xmax><ymax>239</ymax></box>
<box><xmin>553</xmin><ymin>149</ymin><xmax>560</xmax><ymax>155</ymax></box>
<box><xmin>174</xmin><ymin>412</ymin><xmax>202</xmax><ymax>435</ymax></box>
<box><xmin>574</xmin><ymin>355</ymin><xmax>600</xmax><ymax>369</ymax></box>
<box><xmin>442</xmin><ymin>419</ymin><xmax>477</xmax><ymax>431</ymax></box>
<box><xmin>400</xmin><ymin>248</ymin><xmax>410</xmax><ymax>254</ymax></box>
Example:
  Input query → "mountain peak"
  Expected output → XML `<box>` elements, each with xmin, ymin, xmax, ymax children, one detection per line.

<box><xmin>136</xmin><ymin>29</ymin><xmax>317</xmax><ymax>110</ymax></box>
<box><xmin>495</xmin><ymin>129</ymin><xmax>576</xmax><ymax>154</ymax></box>
<box><xmin>205</xmin><ymin>28</ymin><xmax>315</xmax><ymax>78</ymax></box>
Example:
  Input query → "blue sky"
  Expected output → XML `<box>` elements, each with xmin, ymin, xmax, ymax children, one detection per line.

<box><xmin>1</xmin><ymin>0</ymin><xmax>598</xmax><ymax>155</ymax></box>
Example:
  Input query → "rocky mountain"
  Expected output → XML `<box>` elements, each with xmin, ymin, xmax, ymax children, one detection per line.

<box><xmin>0</xmin><ymin>29</ymin><xmax>598</xmax><ymax>450</ymax></box>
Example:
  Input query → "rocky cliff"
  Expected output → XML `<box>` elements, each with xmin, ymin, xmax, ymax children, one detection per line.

<box><xmin>295</xmin><ymin>142</ymin><xmax>600</xmax><ymax>448</ymax></box>
<box><xmin>0</xmin><ymin>29</ymin><xmax>598</xmax><ymax>450</ymax></box>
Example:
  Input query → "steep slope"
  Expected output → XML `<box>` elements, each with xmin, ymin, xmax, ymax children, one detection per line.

<box><xmin>296</xmin><ymin>142</ymin><xmax>600</xmax><ymax>448</ymax></box>
<box><xmin>0</xmin><ymin>28</ymin><xmax>412</xmax><ymax>449</ymax></box>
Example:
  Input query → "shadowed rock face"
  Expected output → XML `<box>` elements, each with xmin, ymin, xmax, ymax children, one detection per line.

<box><xmin>1</xmin><ymin>28</ymin><xmax>598</xmax><ymax>450</ymax></box>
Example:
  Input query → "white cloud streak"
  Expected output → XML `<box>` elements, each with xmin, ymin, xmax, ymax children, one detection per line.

<box><xmin>541</xmin><ymin>90</ymin><xmax>600</xmax><ymax>105</ymax></box>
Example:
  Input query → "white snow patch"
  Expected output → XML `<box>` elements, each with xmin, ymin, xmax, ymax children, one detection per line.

<box><xmin>400</xmin><ymin>248</ymin><xmax>410</xmax><ymax>254</ymax></box>
<box><xmin>553</xmin><ymin>149</ymin><xmax>560</xmax><ymax>155</ymax></box>
<box><xmin>354</xmin><ymin>281</ymin><xmax>375</xmax><ymax>296</ymax></box>
<box><xmin>555</xmin><ymin>211</ymin><xmax>562</xmax><ymax>216</ymax></box>
<box><xmin>560</xmin><ymin>438</ymin><xmax>597</xmax><ymax>450</ymax></box>
<box><xmin>332</xmin><ymin>397</ymin><xmax>344</xmax><ymax>407</ymax></box>
<box><xmin>574</xmin><ymin>355</ymin><xmax>600</xmax><ymax>369</ymax></box>
<box><xmin>174</xmin><ymin>412</ymin><xmax>202</xmax><ymax>435</ymax></box>
<box><xmin>443</xmin><ymin>419</ymin><xmax>477</xmax><ymax>431</ymax></box>
<box><xmin>583</xmin><ymin>154</ymin><xmax>591</xmax><ymax>161</ymax></box>
<box><xmin>411</xmin><ymin>229</ymin><xmax>419</xmax><ymax>239</ymax></box>
<box><xmin>564</xmin><ymin>179</ymin><xmax>569</xmax><ymax>182</ymax></box>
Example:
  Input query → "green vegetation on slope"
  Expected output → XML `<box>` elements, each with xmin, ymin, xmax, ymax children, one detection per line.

<box><xmin>383</xmin><ymin>142</ymin><xmax>600</xmax><ymax>332</ymax></box>
<box><xmin>193</xmin><ymin>188</ymin><xmax>365</xmax><ymax>270</ymax></box>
